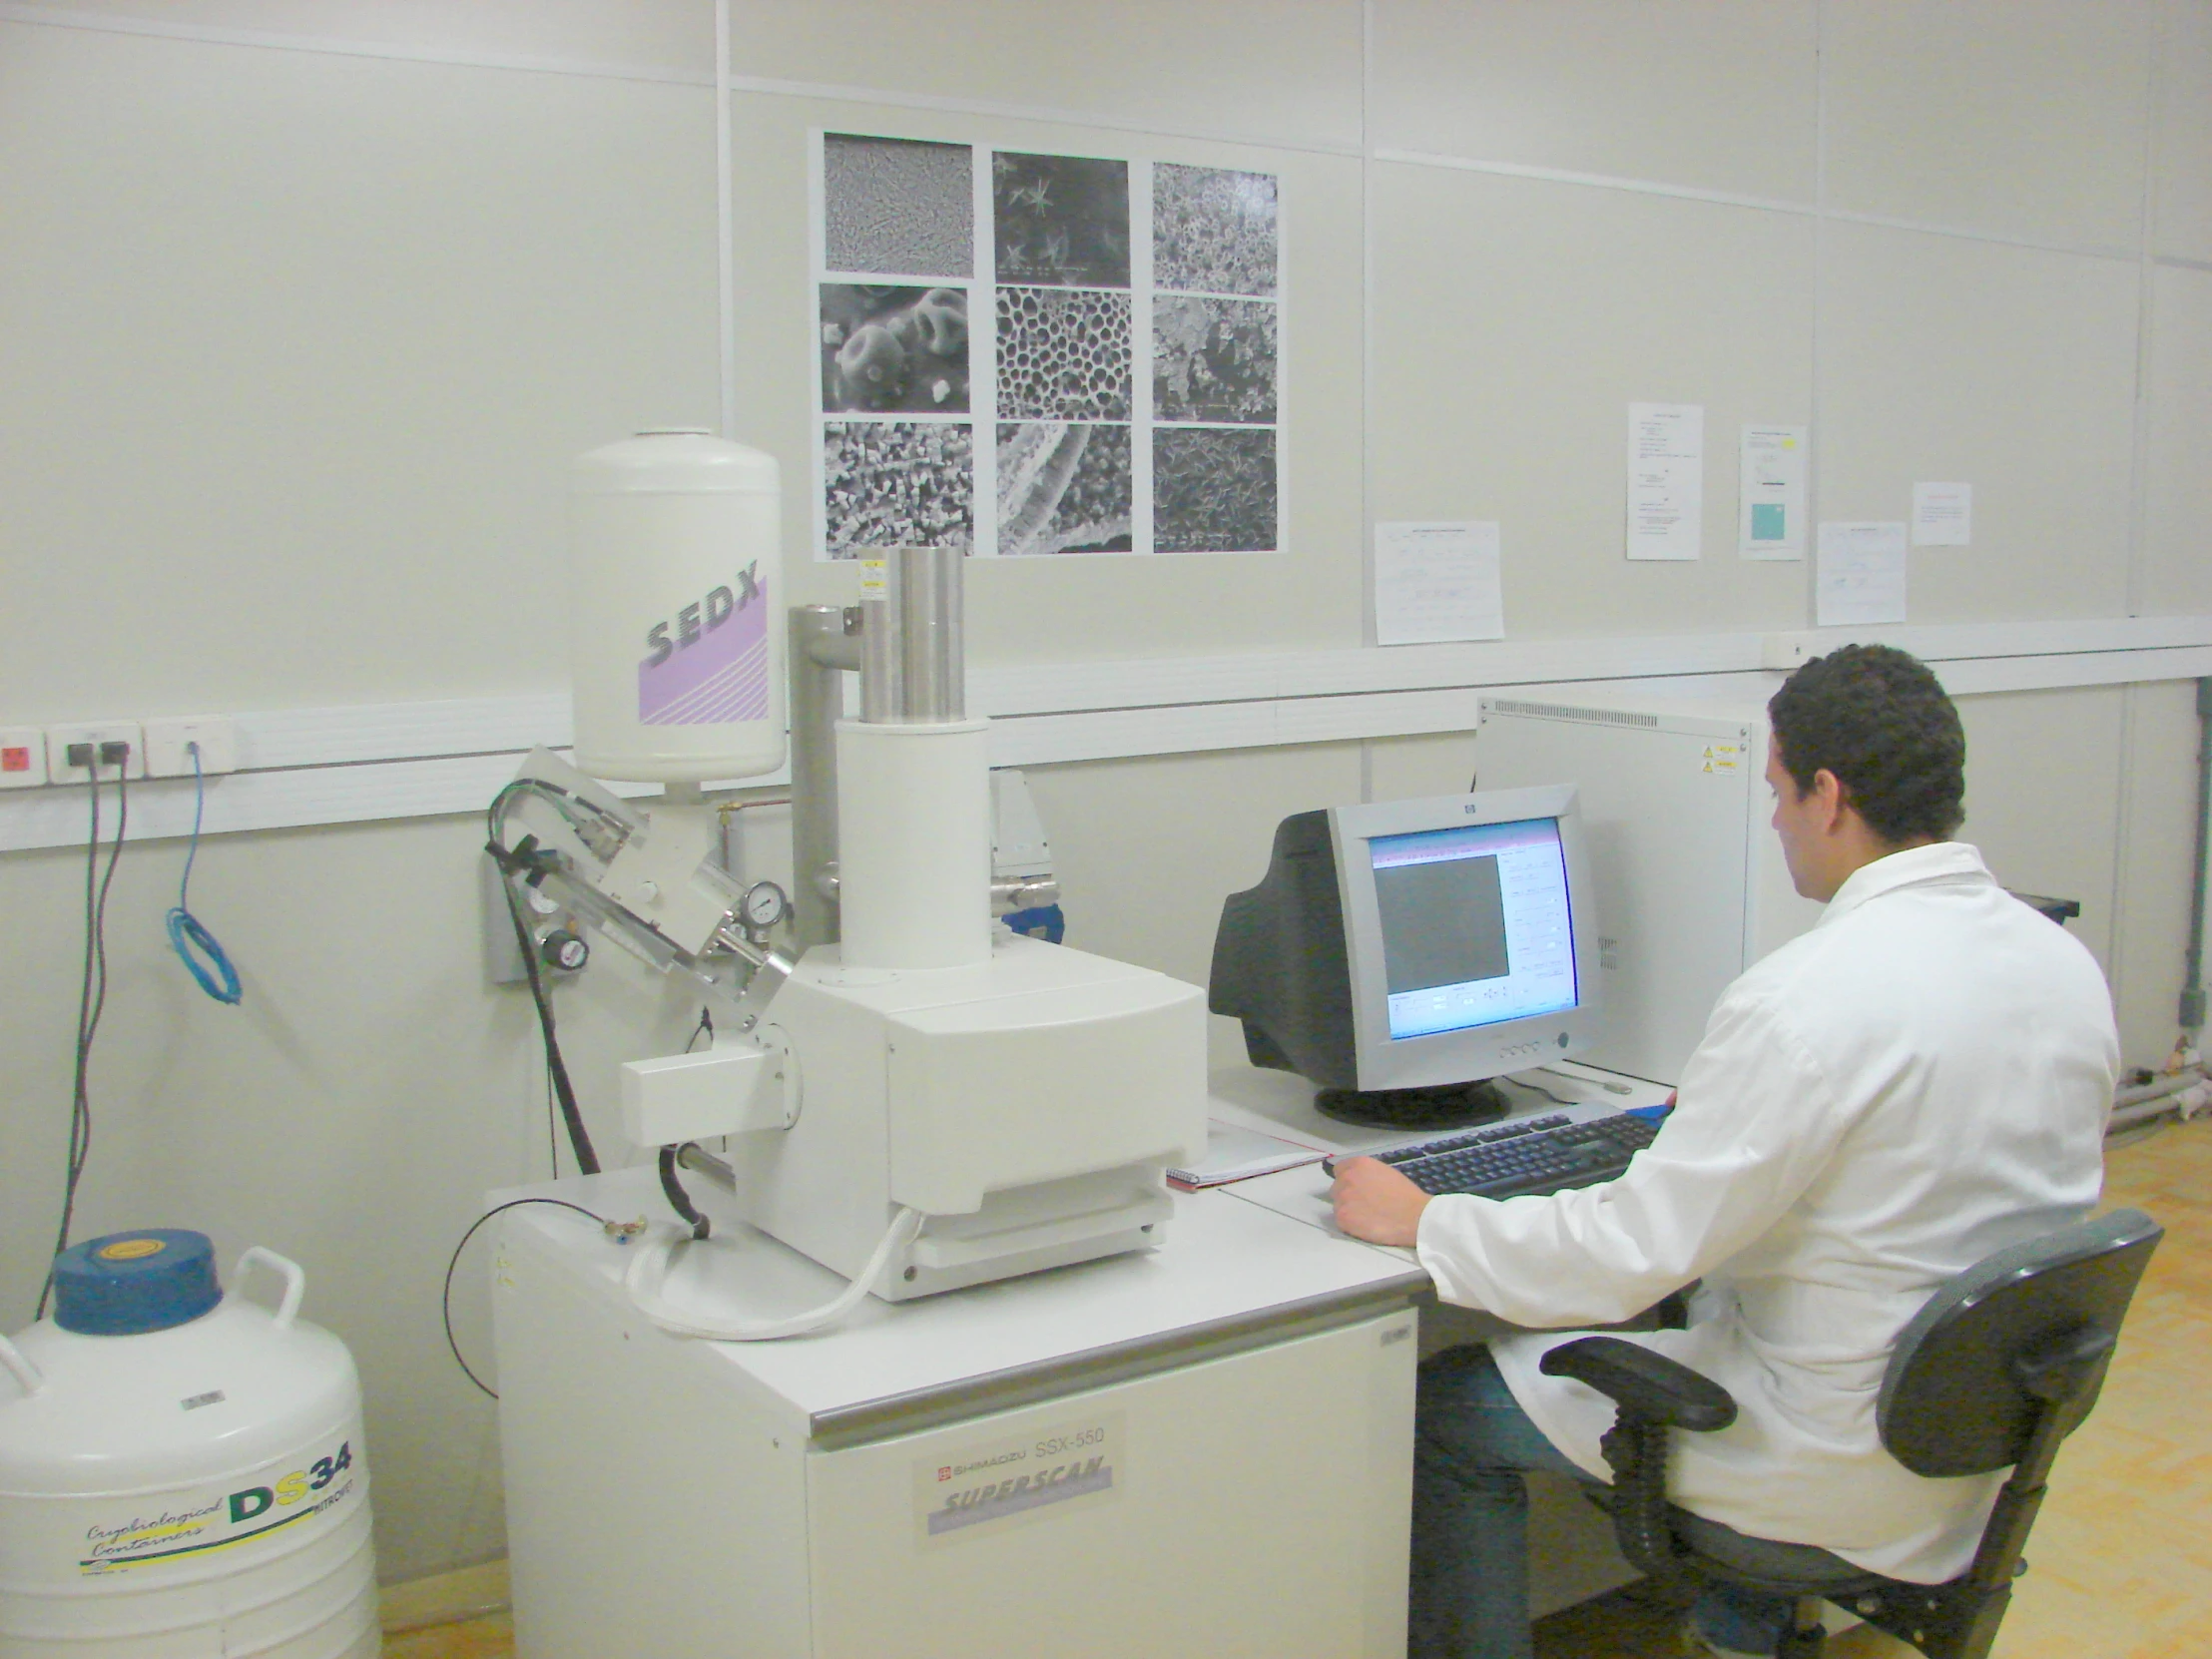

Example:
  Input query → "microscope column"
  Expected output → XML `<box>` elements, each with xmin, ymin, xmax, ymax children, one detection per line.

<box><xmin>835</xmin><ymin>546</ymin><xmax>992</xmax><ymax>971</ymax></box>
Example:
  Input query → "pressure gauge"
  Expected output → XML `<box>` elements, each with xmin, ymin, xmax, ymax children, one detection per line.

<box><xmin>539</xmin><ymin>928</ymin><xmax>590</xmax><ymax>972</ymax></box>
<box><xmin>741</xmin><ymin>879</ymin><xmax>792</xmax><ymax>931</ymax></box>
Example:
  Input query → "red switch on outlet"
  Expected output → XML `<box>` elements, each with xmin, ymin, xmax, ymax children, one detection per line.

<box><xmin>1</xmin><ymin>728</ymin><xmax>50</xmax><ymax>788</ymax></box>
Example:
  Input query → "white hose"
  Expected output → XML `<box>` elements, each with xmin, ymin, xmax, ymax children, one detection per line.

<box><xmin>2108</xmin><ymin>1082</ymin><xmax>2211</xmax><ymax>1135</ymax></box>
<box><xmin>623</xmin><ymin>1207</ymin><xmax>925</xmax><ymax>1341</ymax></box>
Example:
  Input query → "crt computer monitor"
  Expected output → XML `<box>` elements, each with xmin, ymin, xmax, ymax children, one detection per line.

<box><xmin>1208</xmin><ymin>786</ymin><xmax>1602</xmax><ymax>1126</ymax></box>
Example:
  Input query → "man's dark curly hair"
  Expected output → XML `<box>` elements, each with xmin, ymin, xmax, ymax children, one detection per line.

<box><xmin>1767</xmin><ymin>644</ymin><xmax>1964</xmax><ymax>844</ymax></box>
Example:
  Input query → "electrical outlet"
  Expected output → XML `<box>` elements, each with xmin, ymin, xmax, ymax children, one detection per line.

<box><xmin>46</xmin><ymin>723</ymin><xmax>144</xmax><ymax>784</ymax></box>
<box><xmin>144</xmin><ymin>716</ymin><xmax>240</xmax><ymax>778</ymax></box>
<box><xmin>0</xmin><ymin>727</ymin><xmax>49</xmax><ymax>789</ymax></box>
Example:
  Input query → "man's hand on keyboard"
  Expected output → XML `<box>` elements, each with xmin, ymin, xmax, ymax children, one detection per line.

<box><xmin>1331</xmin><ymin>1156</ymin><xmax>1430</xmax><ymax>1248</ymax></box>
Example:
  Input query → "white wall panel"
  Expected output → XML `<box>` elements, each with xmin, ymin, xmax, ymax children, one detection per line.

<box><xmin>0</xmin><ymin>21</ymin><xmax>719</xmax><ymax>720</ymax></box>
<box><xmin>1955</xmin><ymin>687</ymin><xmax>2128</xmax><ymax>972</ymax></box>
<box><xmin>1369</xmin><ymin>0</ymin><xmax>1818</xmax><ymax>203</ymax></box>
<box><xmin>9</xmin><ymin>0</ymin><xmax>715</xmax><ymax>76</ymax></box>
<box><xmin>1817</xmin><ymin>222</ymin><xmax>2140</xmax><ymax>623</ymax></box>
<box><xmin>2144</xmin><ymin>267</ymin><xmax>2212</xmax><ymax>615</ymax></box>
<box><xmin>2152</xmin><ymin>0</ymin><xmax>2212</xmax><ymax>264</ymax></box>
<box><xmin>727</xmin><ymin>0</ymin><xmax>1366</xmax><ymax>152</ymax></box>
<box><xmin>1370</xmin><ymin>164</ymin><xmax>1815</xmax><ymax>637</ymax></box>
<box><xmin>1020</xmin><ymin>743</ymin><xmax>1364</xmax><ymax>1067</ymax></box>
<box><xmin>1368</xmin><ymin>730</ymin><xmax>1480</xmax><ymax>802</ymax></box>
<box><xmin>1822</xmin><ymin>0</ymin><xmax>2156</xmax><ymax>254</ymax></box>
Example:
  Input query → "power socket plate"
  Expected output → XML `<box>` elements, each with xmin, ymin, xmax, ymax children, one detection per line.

<box><xmin>145</xmin><ymin>716</ymin><xmax>241</xmax><ymax>778</ymax></box>
<box><xmin>46</xmin><ymin>723</ymin><xmax>145</xmax><ymax>784</ymax></box>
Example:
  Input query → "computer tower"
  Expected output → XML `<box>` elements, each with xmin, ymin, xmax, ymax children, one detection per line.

<box><xmin>1472</xmin><ymin>694</ymin><xmax>1822</xmax><ymax>1085</ymax></box>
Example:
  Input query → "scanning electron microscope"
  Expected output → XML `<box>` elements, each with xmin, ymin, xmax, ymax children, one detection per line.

<box><xmin>487</xmin><ymin>431</ymin><xmax>1208</xmax><ymax>1333</ymax></box>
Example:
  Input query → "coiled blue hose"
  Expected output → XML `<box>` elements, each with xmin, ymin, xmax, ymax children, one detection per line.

<box><xmin>166</xmin><ymin>743</ymin><xmax>242</xmax><ymax>1005</ymax></box>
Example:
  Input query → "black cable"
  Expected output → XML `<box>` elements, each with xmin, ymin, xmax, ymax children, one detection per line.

<box><xmin>500</xmin><ymin>873</ymin><xmax>599</xmax><ymax>1176</ymax></box>
<box><xmin>685</xmin><ymin>1006</ymin><xmax>714</xmax><ymax>1052</ymax></box>
<box><xmin>40</xmin><ymin>765</ymin><xmax>127</xmax><ymax>1321</ymax></box>
<box><xmin>658</xmin><ymin>1146</ymin><xmax>711</xmax><ymax>1240</ymax></box>
<box><xmin>486</xmin><ymin>778</ymin><xmax>629</xmax><ymax>853</ymax></box>
<box><xmin>441</xmin><ymin>1197</ymin><xmax>611</xmax><ymax>1398</ymax></box>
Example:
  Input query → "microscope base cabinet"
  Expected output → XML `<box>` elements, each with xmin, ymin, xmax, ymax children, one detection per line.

<box><xmin>490</xmin><ymin>1179</ymin><xmax>1419</xmax><ymax>1659</ymax></box>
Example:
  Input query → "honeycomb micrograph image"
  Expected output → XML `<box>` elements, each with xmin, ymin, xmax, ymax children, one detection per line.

<box><xmin>1154</xmin><ymin>295</ymin><xmax>1277</xmax><ymax>424</ymax></box>
<box><xmin>824</xmin><ymin>134</ymin><xmax>973</xmax><ymax>278</ymax></box>
<box><xmin>823</xmin><ymin>421</ymin><xmax>973</xmax><ymax>556</ymax></box>
<box><xmin>996</xmin><ymin>286</ymin><xmax>1132</xmax><ymax>421</ymax></box>
<box><xmin>992</xmin><ymin>152</ymin><xmax>1131</xmax><ymax>288</ymax></box>
<box><xmin>1153</xmin><ymin>164</ymin><xmax>1278</xmax><ymax>296</ymax></box>
<box><xmin>1154</xmin><ymin>427</ymin><xmax>1276</xmax><ymax>552</ymax></box>
<box><xmin>821</xmin><ymin>284</ymin><xmax>969</xmax><ymax>414</ymax></box>
<box><xmin>996</xmin><ymin>423</ymin><xmax>1133</xmax><ymax>556</ymax></box>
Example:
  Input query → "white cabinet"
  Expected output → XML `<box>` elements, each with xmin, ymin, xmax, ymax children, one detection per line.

<box><xmin>490</xmin><ymin>1170</ymin><xmax>1421</xmax><ymax>1659</ymax></box>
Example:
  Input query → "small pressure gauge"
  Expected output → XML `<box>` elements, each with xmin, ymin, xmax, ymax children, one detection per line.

<box><xmin>539</xmin><ymin>928</ymin><xmax>590</xmax><ymax>972</ymax></box>
<box><xmin>741</xmin><ymin>880</ymin><xmax>792</xmax><ymax>931</ymax></box>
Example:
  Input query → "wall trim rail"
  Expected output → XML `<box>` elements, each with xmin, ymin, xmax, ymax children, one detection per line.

<box><xmin>2</xmin><ymin>617</ymin><xmax>2206</xmax><ymax>855</ymax></box>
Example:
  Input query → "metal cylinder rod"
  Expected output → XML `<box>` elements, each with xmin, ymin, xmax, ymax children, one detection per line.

<box><xmin>895</xmin><ymin>544</ymin><xmax>965</xmax><ymax>723</ymax></box>
<box><xmin>858</xmin><ymin>549</ymin><xmax>903</xmax><ymax>724</ymax></box>
<box><xmin>2183</xmin><ymin>676</ymin><xmax>2211</xmax><ymax>1032</ymax></box>
<box><xmin>676</xmin><ymin>1142</ymin><xmax>737</xmax><ymax>1190</ymax></box>
<box><xmin>789</xmin><ymin>604</ymin><xmax>860</xmax><ymax>952</ymax></box>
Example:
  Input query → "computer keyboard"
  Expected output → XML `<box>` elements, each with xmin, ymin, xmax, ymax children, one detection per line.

<box><xmin>1329</xmin><ymin>1110</ymin><xmax>1664</xmax><ymax>1201</ymax></box>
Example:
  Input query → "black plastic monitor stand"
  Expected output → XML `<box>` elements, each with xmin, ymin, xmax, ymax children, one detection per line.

<box><xmin>1313</xmin><ymin>1079</ymin><xmax>1511</xmax><ymax>1132</ymax></box>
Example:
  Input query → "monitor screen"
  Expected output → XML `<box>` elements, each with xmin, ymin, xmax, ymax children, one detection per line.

<box><xmin>1368</xmin><ymin>817</ymin><xmax>1578</xmax><ymax>1040</ymax></box>
<box><xmin>1207</xmin><ymin>784</ymin><xmax>1598</xmax><ymax>1099</ymax></box>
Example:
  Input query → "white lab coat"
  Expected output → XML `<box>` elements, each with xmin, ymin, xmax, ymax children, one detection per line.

<box><xmin>1416</xmin><ymin>842</ymin><xmax>2117</xmax><ymax>1581</ymax></box>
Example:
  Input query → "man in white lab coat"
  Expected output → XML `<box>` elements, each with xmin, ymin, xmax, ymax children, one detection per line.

<box><xmin>1332</xmin><ymin>645</ymin><xmax>2118</xmax><ymax>1659</ymax></box>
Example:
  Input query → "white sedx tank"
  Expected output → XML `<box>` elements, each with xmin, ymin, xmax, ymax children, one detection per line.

<box><xmin>569</xmin><ymin>429</ymin><xmax>786</xmax><ymax>784</ymax></box>
<box><xmin>0</xmin><ymin>1231</ymin><xmax>376</xmax><ymax>1659</ymax></box>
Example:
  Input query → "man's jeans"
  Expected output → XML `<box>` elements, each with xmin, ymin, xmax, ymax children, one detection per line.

<box><xmin>1408</xmin><ymin>1345</ymin><xmax>1795</xmax><ymax>1658</ymax></box>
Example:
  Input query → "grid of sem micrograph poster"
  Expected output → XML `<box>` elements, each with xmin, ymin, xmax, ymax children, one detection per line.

<box><xmin>1152</xmin><ymin>165</ymin><xmax>1279</xmax><ymax>554</ymax></box>
<box><xmin>817</xmin><ymin>134</ymin><xmax>977</xmax><ymax>557</ymax></box>
<box><xmin>814</xmin><ymin>137</ymin><xmax>1279</xmax><ymax>559</ymax></box>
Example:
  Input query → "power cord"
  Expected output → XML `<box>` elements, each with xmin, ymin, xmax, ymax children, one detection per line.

<box><xmin>441</xmin><ymin>1197</ymin><xmax>638</xmax><ymax>1398</ymax></box>
<box><xmin>494</xmin><ymin>862</ymin><xmax>600</xmax><ymax>1176</ymax></box>
<box><xmin>657</xmin><ymin>1147</ymin><xmax>712</xmax><ymax>1240</ymax></box>
<box><xmin>166</xmin><ymin>742</ymin><xmax>242</xmax><ymax>1004</ymax></box>
<box><xmin>39</xmin><ymin>751</ymin><xmax>129</xmax><ymax>1319</ymax></box>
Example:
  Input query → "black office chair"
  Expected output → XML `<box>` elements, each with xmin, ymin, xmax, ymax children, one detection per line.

<box><xmin>1540</xmin><ymin>1207</ymin><xmax>2163</xmax><ymax>1659</ymax></box>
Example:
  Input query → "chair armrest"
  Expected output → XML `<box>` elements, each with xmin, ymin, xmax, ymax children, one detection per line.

<box><xmin>1540</xmin><ymin>1336</ymin><xmax>1738</xmax><ymax>1432</ymax></box>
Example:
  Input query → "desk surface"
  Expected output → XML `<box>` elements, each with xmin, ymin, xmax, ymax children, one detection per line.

<box><xmin>1208</xmin><ymin>1062</ymin><xmax>1674</xmax><ymax>1238</ymax></box>
<box><xmin>493</xmin><ymin>1164</ymin><xmax>1423</xmax><ymax>1443</ymax></box>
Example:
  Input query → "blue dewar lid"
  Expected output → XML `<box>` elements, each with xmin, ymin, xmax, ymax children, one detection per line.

<box><xmin>52</xmin><ymin>1229</ymin><xmax>223</xmax><ymax>1336</ymax></box>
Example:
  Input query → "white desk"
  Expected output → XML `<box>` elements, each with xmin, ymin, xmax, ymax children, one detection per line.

<box><xmin>491</xmin><ymin>1163</ymin><xmax>1425</xmax><ymax>1659</ymax></box>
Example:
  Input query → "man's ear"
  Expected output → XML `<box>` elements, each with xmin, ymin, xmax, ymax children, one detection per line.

<box><xmin>1813</xmin><ymin>768</ymin><xmax>1851</xmax><ymax>831</ymax></box>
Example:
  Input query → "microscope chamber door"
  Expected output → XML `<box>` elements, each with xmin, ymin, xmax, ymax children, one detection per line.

<box><xmin>884</xmin><ymin>973</ymin><xmax>1209</xmax><ymax>1216</ymax></box>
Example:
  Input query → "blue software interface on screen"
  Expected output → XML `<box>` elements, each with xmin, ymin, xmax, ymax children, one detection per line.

<box><xmin>1369</xmin><ymin>817</ymin><xmax>1578</xmax><ymax>1040</ymax></box>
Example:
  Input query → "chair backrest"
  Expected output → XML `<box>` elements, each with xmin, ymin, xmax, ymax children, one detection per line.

<box><xmin>1877</xmin><ymin>1208</ymin><xmax>2162</xmax><ymax>1478</ymax></box>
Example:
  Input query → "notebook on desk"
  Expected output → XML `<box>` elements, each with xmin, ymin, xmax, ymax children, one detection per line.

<box><xmin>1168</xmin><ymin>1121</ymin><xmax>1332</xmax><ymax>1189</ymax></box>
